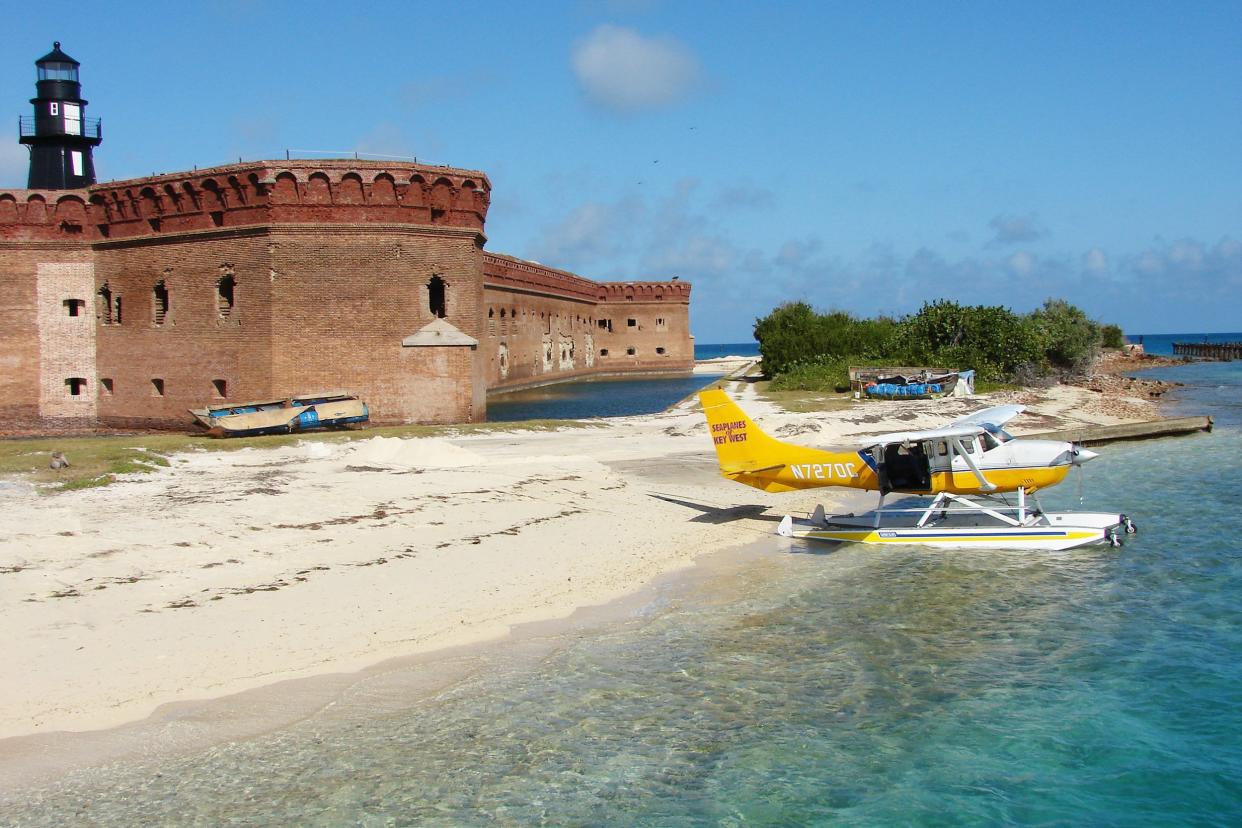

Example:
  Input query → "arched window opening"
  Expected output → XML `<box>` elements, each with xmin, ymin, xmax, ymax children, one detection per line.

<box><xmin>153</xmin><ymin>280</ymin><xmax>169</xmax><ymax>325</ymax></box>
<box><xmin>217</xmin><ymin>273</ymin><xmax>236</xmax><ymax>318</ymax></box>
<box><xmin>427</xmin><ymin>275</ymin><xmax>447</xmax><ymax>319</ymax></box>
<box><xmin>98</xmin><ymin>284</ymin><xmax>112</xmax><ymax>324</ymax></box>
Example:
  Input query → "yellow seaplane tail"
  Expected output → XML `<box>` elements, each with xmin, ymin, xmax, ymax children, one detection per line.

<box><xmin>698</xmin><ymin>389</ymin><xmax>879</xmax><ymax>493</ymax></box>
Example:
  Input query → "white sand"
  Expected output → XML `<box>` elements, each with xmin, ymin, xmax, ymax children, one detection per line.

<box><xmin>0</xmin><ymin>379</ymin><xmax>1158</xmax><ymax>743</ymax></box>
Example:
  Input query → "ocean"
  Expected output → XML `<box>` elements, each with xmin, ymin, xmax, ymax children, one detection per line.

<box><xmin>4</xmin><ymin>341</ymin><xmax>1241</xmax><ymax>826</ymax></box>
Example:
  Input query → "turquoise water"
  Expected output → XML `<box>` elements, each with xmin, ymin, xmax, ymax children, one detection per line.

<box><xmin>5</xmin><ymin>361</ymin><xmax>1242</xmax><ymax>826</ymax></box>
<box><xmin>695</xmin><ymin>342</ymin><xmax>761</xmax><ymax>360</ymax></box>
<box><xmin>1129</xmin><ymin>331</ymin><xmax>1242</xmax><ymax>357</ymax></box>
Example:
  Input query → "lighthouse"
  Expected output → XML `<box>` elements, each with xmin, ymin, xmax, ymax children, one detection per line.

<box><xmin>18</xmin><ymin>42</ymin><xmax>103</xmax><ymax>189</ymax></box>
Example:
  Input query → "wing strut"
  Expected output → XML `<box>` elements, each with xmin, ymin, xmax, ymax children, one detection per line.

<box><xmin>949</xmin><ymin>437</ymin><xmax>996</xmax><ymax>491</ymax></box>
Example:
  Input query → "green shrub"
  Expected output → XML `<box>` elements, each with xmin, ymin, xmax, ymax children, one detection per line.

<box><xmin>1029</xmin><ymin>298</ymin><xmax>1101</xmax><ymax>375</ymax></box>
<box><xmin>1101</xmin><ymin>323</ymin><xmax>1125</xmax><ymax>349</ymax></box>
<box><xmin>753</xmin><ymin>297</ymin><xmax>1103</xmax><ymax>387</ymax></box>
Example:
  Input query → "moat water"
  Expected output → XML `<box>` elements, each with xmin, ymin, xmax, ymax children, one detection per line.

<box><xmin>485</xmin><ymin>342</ymin><xmax>759</xmax><ymax>422</ymax></box>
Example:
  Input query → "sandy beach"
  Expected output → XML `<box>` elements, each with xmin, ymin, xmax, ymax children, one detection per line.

<box><xmin>0</xmin><ymin>362</ymin><xmax>1165</xmax><ymax>768</ymax></box>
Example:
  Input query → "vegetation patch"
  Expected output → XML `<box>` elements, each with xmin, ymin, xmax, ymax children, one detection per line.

<box><xmin>754</xmin><ymin>298</ymin><xmax>1117</xmax><ymax>392</ymax></box>
<box><xmin>0</xmin><ymin>419</ymin><xmax>600</xmax><ymax>494</ymax></box>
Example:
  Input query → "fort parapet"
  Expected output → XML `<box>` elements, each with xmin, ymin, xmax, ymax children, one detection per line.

<box><xmin>1</xmin><ymin>161</ymin><xmax>694</xmax><ymax>431</ymax></box>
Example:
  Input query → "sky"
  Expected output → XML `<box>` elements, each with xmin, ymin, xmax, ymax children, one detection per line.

<box><xmin>3</xmin><ymin>1</ymin><xmax>1240</xmax><ymax>340</ymax></box>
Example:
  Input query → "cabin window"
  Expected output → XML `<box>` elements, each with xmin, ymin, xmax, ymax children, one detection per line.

<box><xmin>64</xmin><ymin>298</ymin><xmax>85</xmax><ymax>317</ymax></box>
<box><xmin>428</xmin><ymin>275</ymin><xmax>447</xmax><ymax>318</ymax></box>
<box><xmin>65</xmin><ymin>377</ymin><xmax>87</xmax><ymax>396</ymax></box>
<box><xmin>151</xmin><ymin>378</ymin><xmax>165</xmax><ymax>396</ymax></box>
<box><xmin>217</xmin><ymin>274</ymin><xmax>235</xmax><ymax>318</ymax></box>
<box><xmin>212</xmin><ymin>379</ymin><xmax>227</xmax><ymax>398</ymax></box>
<box><xmin>936</xmin><ymin>441</ymin><xmax>948</xmax><ymax>456</ymax></box>
<box><xmin>100</xmin><ymin>378</ymin><xmax>114</xmax><ymax>396</ymax></box>
<box><xmin>656</xmin><ymin>347</ymin><xmax>666</xmax><ymax>355</ymax></box>
<box><xmin>626</xmin><ymin>347</ymin><xmax>636</xmax><ymax>356</ymax></box>
<box><xmin>962</xmin><ymin>439</ymin><xmax>975</xmax><ymax>454</ymax></box>
<box><xmin>152</xmin><ymin>281</ymin><xmax>169</xmax><ymax>325</ymax></box>
<box><xmin>627</xmin><ymin>318</ymin><xmax>637</xmax><ymax>327</ymax></box>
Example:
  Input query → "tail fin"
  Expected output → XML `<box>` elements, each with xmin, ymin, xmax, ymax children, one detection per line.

<box><xmin>698</xmin><ymin>389</ymin><xmax>788</xmax><ymax>475</ymax></box>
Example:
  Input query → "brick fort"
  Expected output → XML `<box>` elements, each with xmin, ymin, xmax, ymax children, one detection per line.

<box><xmin>1</xmin><ymin>44</ymin><xmax>694</xmax><ymax>431</ymax></box>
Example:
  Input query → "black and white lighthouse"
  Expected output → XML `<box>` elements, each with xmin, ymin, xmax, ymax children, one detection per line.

<box><xmin>18</xmin><ymin>42</ymin><xmax>102</xmax><ymax>189</ymax></box>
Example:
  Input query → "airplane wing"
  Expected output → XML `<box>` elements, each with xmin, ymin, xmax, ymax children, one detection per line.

<box><xmin>858</xmin><ymin>424</ymin><xmax>983</xmax><ymax>447</ymax></box>
<box><xmin>951</xmin><ymin>404</ymin><xmax>1024</xmax><ymax>429</ymax></box>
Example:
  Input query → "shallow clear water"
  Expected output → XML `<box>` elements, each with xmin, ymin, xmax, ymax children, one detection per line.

<box><xmin>6</xmin><ymin>359</ymin><xmax>1242</xmax><ymax>827</ymax></box>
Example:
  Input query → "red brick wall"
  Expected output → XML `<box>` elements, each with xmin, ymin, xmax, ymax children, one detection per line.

<box><xmin>0</xmin><ymin>189</ymin><xmax>95</xmax><ymax>429</ymax></box>
<box><xmin>483</xmin><ymin>254</ymin><xmax>694</xmax><ymax>390</ymax></box>
<box><xmin>266</xmin><ymin>225</ymin><xmax>486</xmax><ymax>424</ymax></box>
<box><xmin>91</xmin><ymin>229</ymin><xmax>275</xmax><ymax>428</ymax></box>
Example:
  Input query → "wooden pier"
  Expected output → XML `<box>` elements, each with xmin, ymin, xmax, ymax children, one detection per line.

<box><xmin>1172</xmin><ymin>342</ymin><xmax>1242</xmax><ymax>359</ymax></box>
<box><xmin>1025</xmin><ymin>416</ymin><xmax>1213</xmax><ymax>446</ymax></box>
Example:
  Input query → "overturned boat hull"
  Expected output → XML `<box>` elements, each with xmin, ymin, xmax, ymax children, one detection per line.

<box><xmin>189</xmin><ymin>393</ymin><xmax>368</xmax><ymax>437</ymax></box>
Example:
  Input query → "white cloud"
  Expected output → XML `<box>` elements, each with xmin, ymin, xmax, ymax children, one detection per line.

<box><xmin>1006</xmin><ymin>250</ymin><xmax>1036</xmax><ymax>276</ymax></box>
<box><xmin>571</xmin><ymin>25</ymin><xmax>701</xmax><ymax>112</ymax></box>
<box><xmin>1083</xmin><ymin>247</ymin><xmax>1109</xmax><ymax>275</ymax></box>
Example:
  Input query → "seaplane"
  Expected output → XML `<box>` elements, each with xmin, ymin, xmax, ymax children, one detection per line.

<box><xmin>699</xmin><ymin>389</ymin><xmax>1136</xmax><ymax>550</ymax></box>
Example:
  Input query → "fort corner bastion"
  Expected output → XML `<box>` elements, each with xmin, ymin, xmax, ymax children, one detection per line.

<box><xmin>0</xmin><ymin>160</ymin><xmax>693</xmax><ymax>431</ymax></box>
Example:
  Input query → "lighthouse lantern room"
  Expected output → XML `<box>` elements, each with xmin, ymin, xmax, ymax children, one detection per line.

<box><xmin>18</xmin><ymin>42</ymin><xmax>103</xmax><ymax>189</ymax></box>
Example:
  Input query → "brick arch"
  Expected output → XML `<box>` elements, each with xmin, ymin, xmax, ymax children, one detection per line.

<box><xmin>162</xmin><ymin>183</ymin><xmax>182</xmax><ymax>212</ymax></box>
<box><xmin>336</xmin><ymin>172</ymin><xmax>365</xmax><ymax>204</ymax></box>
<box><xmin>429</xmin><ymin>177</ymin><xmax>453</xmax><ymax>221</ymax></box>
<box><xmin>110</xmin><ymin>191</ymin><xmax>129</xmax><ymax>219</ymax></box>
<box><xmin>201</xmin><ymin>178</ymin><xmax>226</xmax><ymax>211</ymax></box>
<box><xmin>138</xmin><ymin>187</ymin><xmax>162</xmax><ymax>217</ymax></box>
<box><xmin>371</xmin><ymin>173</ymin><xmax>397</xmax><ymax>205</ymax></box>
<box><xmin>305</xmin><ymin>171</ymin><xmax>331</xmax><ymax>204</ymax></box>
<box><xmin>54</xmin><ymin>195</ymin><xmax>87</xmax><ymax>224</ymax></box>
<box><xmin>25</xmin><ymin>194</ymin><xmax>48</xmax><ymax>223</ymax></box>
<box><xmin>181</xmin><ymin>181</ymin><xmax>201</xmax><ymax>211</ymax></box>
<box><xmin>272</xmin><ymin>171</ymin><xmax>300</xmax><ymax>204</ymax></box>
<box><xmin>88</xmin><ymin>193</ymin><xmax>110</xmax><ymax>222</ymax></box>
<box><xmin>0</xmin><ymin>194</ymin><xmax>17</xmax><ymax>223</ymax></box>
<box><xmin>227</xmin><ymin>175</ymin><xmax>248</xmax><ymax>205</ymax></box>
<box><xmin>247</xmin><ymin>172</ymin><xmax>266</xmax><ymax>198</ymax></box>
